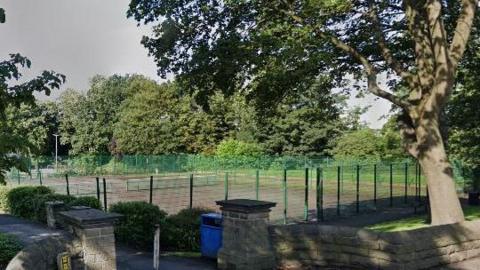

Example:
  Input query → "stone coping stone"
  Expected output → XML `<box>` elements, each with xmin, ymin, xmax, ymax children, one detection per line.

<box><xmin>46</xmin><ymin>201</ymin><xmax>65</xmax><ymax>206</ymax></box>
<box><xmin>216</xmin><ymin>199</ymin><xmax>276</xmax><ymax>213</ymax></box>
<box><xmin>58</xmin><ymin>208</ymin><xmax>123</xmax><ymax>228</ymax></box>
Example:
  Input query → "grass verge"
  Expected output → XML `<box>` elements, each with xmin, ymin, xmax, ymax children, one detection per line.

<box><xmin>366</xmin><ymin>205</ymin><xmax>480</xmax><ymax>232</ymax></box>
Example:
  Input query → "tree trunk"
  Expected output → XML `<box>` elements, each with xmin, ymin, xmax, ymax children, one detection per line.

<box><xmin>416</xmin><ymin>117</ymin><xmax>464</xmax><ymax>225</ymax></box>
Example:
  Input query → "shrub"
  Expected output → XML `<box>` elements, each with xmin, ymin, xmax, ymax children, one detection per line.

<box><xmin>0</xmin><ymin>233</ymin><xmax>22</xmax><ymax>268</ymax></box>
<box><xmin>31</xmin><ymin>193</ymin><xmax>74</xmax><ymax>223</ymax></box>
<box><xmin>0</xmin><ymin>186</ymin><xmax>10</xmax><ymax>212</ymax></box>
<box><xmin>7</xmin><ymin>186</ymin><xmax>53</xmax><ymax>219</ymax></box>
<box><xmin>67</xmin><ymin>196</ymin><xmax>101</xmax><ymax>210</ymax></box>
<box><xmin>109</xmin><ymin>201</ymin><xmax>167</xmax><ymax>250</ymax></box>
<box><xmin>164</xmin><ymin>207</ymin><xmax>214</xmax><ymax>251</ymax></box>
<box><xmin>216</xmin><ymin>139</ymin><xmax>263</xmax><ymax>157</ymax></box>
<box><xmin>7</xmin><ymin>186</ymin><xmax>101</xmax><ymax>222</ymax></box>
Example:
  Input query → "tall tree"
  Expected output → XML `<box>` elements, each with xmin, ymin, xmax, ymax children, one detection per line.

<box><xmin>114</xmin><ymin>80</ymin><xmax>184</xmax><ymax>154</ymax></box>
<box><xmin>0</xmin><ymin>7</ymin><xmax>65</xmax><ymax>183</ymax></box>
<box><xmin>129</xmin><ymin>0</ymin><xmax>478</xmax><ymax>225</ymax></box>
<box><xmin>257</xmin><ymin>78</ymin><xmax>343</xmax><ymax>155</ymax></box>
<box><xmin>58</xmin><ymin>75</ymin><xmax>134</xmax><ymax>155</ymax></box>
<box><xmin>5</xmin><ymin>102</ymin><xmax>61</xmax><ymax>156</ymax></box>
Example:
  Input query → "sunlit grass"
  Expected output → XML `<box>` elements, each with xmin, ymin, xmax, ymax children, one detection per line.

<box><xmin>366</xmin><ymin>205</ymin><xmax>480</xmax><ymax>232</ymax></box>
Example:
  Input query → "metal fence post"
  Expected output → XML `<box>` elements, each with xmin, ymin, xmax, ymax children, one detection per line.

<box><xmin>39</xmin><ymin>171</ymin><xmax>43</xmax><ymax>186</ymax></box>
<box><xmin>337</xmin><ymin>166</ymin><xmax>341</xmax><ymax>216</ymax></box>
<box><xmin>65</xmin><ymin>174</ymin><xmax>70</xmax><ymax>196</ymax></box>
<box><xmin>96</xmin><ymin>177</ymin><xmax>100</xmax><ymax>202</ymax></box>
<box><xmin>304</xmin><ymin>168</ymin><xmax>309</xmax><ymax>221</ymax></box>
<box><xmin>149</xmin><ymin>176</ymin><xmax>153</xmax><ymax>204</ymax></box>
<box><xmin>255</xmin><ymin>170</ymin><xmax>260</xmax><ymax>200</ymax></box>
<box><xmin>356</xmin><ymin>165</ymin><xmax>360</xmax><ymax>213</ymax></box>
<box><xmin>415</xmin><ymin>162</ymin><xmax>419</xmax><ymax>202</ymax></box>
<box><xmin>390</xmin><ymin>164</ymin><xmax>393</xmax><ymax>207</ymax></box>
<box><xmin>404</xmin><ymin>163</ymin><xmax>408</xmax><ymax>203</ymax></box>
<box><xmin>425</xmin><ymin>185</ymin><xmax>429</xmax><ymax>213</ymax></box>
<box><xmin>153</xmin><ymin>224</ymin><xmax>160</xmax><ymax>270</ymax></box>
<box><xmin>17</xmin><ymin>170</ymin><xmax>20</xmax><ymax>185</ymax></box>
<box><xmin>189</xmin><ymin>174</ymin><xmax>193</xmax><ymax>209</ymax></box>
<box><xmin>373</xmin><ymin>164</ymin><xmax>377</xmax><ymax>205</ymax></box>
<box><xmin>103</xmin><ymin>178</ymin><xmax>107</xmax><ymax>211</ymax></box>
<box><xmin>283</xmin><ymin>169</ymin><xmax>287</xmax><ymax>224</ymax></box>
<box><xmin>316</xmin><ymin>167</ymin><xmax>324</xmax><ymax>222</ymax></box>
<box><xmin>418</xmin><ymin>165</ymin><xmax>422</xmax><ymax>199</ymax></box>
<box><xmin>224</xmin><ymin>172</ymin><xmax>229</xmax><ymax>201</ymax></box>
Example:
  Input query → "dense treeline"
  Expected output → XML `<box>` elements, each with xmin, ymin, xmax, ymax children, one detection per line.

<box><xmin>8</xmin><ymin>74</ymin><xmax>362</xmax><ymax>157</ymax></box>
<box><xmin>5</xmin><ymin>65</ymin><xmax>479</xmax><ymax>169</ymax></box>
<box><xmin>2</xmin><ymin>70</ymin><xmax>408</xmax><ymax>161</ymax></box>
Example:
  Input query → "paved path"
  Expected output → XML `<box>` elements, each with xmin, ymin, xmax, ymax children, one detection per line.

<box><xmin>0</xmin><ymin>214</ymin><xmax>216</xmax><ymax>270</ymax></box>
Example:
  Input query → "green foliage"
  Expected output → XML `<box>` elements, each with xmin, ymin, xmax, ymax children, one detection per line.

<box><xmin>0</xmin><ymin>233</ymin><xmax>22</xmax><ymax>267</ymax></box>
<box><xmin>114</xmin><ymin>81</ymin><xmax>184</xmax><ymax>154</ymax></box>
<box><xmin>0</xmin><ymin>7</ymin><xmax>65</xmax><ymax>184</ymax></box>
<box><xmin>216</xmin><ymin>139</ymin><xmax>263</xmax><ymax>157</ymax></box>
<box><xmin>6</xmin><ymin>186</ymin><xmax>100</xmax><ymax>222</ymax></box>
<box><xmin>6</xmin><ymin>186</ymin><xmax>53</xmax><ymax>219</ymax></box>
<box><xmin>109</xmin><ymin>201</ymin><xmax>167</xmax><ymax>250</ymax></box>
<box><xmin>330</xmin><ymin>129</ymin><xmax>383</xmax><ymax>161</ymax></box>
<box><xmin>59</xmin><ymin>75</ymin><xmax>135</xmax><ymax>155</ymax></box>
<box><xmin>447</xmin><ymin>33</ymin><xmax>480</xmax><ymax>191</ymax></box>
<box><xmin>5</xmin><ymin>102</ymin><xmax>60</xmax><ymax>156</ymax></box>
<box><xmin>379</xmin><ymin>117</ymin><xmax>408</xmax><ymax>161</ymax></box>
<box><xmin>164</xmin><ymin>208</ymin><xmax>213</xmax><ymax>251</ymax></box>
<box><xmin>0</xmin><ymin>185</ymin><xmax>9</xmax><ymax>212</ymax></box>
<box><xmin>257</xmin><ymin>79</ymin><xmax>344</xmax><ymax>155</ymax></box>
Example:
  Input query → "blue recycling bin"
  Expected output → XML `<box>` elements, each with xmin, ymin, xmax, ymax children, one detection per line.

<box><xmin>200</xmin><ymin>213</ymin><xmax>223</xmax><ymax>258</ymax></box>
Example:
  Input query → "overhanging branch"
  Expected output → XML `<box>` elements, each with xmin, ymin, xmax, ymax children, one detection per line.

<box><xmin>279</xmin><ymin>7</ymin><xmax>412</xmax><ymax>111</ymax></box>
<box><xmin>449</xmin><ymin>0</ymin><xmax>478</xmax><ymax>69</ymax></box>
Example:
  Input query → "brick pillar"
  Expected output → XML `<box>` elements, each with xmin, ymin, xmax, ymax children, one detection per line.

<box><xmin>45</xmin><ymin>201</ymin><xmax>65</xmax><ymax>229</ymax></box>
<box><xmin>59</xmin><ymin>208</ymin><xmax>122</xmax><ymax>270</ymax></box>
<box><xmin>216</xmin><ymin>199</ymin><xmax>276</xmax><ymax>270</ymax></box>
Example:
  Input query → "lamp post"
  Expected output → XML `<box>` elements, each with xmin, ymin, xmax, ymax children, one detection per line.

<box><xmin>53</xmin><ymin>134</ymin><xmax>59</xmax><ymax>171</ymax></box>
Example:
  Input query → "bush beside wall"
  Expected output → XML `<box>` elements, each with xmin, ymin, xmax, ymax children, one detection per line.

<box><xmin>164</xmin><ymin>207</ymin><xmax>213</xmax><ymax>251</ymax></box>
<box><xmin>109</xmin><ymin>201</ymin><xmax>167</xmax><ymax>250</ymax></box>
<box><xmin>5</xmin><ymin>186</ymin><xmax>100</xmax><ymax>222</ymax></box>
<box><xmin>6</xmin><ymin>186</ymin><xmax>53</xmax><ymax>219</ymax></box>
<box><xmin>109</xmin><ymin>202</ymin><xmax>213</xmax><ymax>252</ymax></box>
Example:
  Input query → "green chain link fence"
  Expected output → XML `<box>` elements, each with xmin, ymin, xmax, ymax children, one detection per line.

<box><xmin>5</xmin><ymin>155</ymin><xmax>468</xmax><ymax>224</ymax></box>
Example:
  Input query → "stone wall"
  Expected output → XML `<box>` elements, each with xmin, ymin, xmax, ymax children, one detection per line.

<box><xmin>269</xmin><ymin>220</ymin><xmax>480</xmax><ymax>270</ymax></box>
<box><xmin>6</xmin><ymin>236</ymin><xmax>83</xmax><ymax>270</ymax></box>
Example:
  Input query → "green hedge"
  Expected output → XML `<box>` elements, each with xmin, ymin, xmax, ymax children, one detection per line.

<box><xmin>163</xmin><ymin>207</ymin><xmax>213</xmax><ymax>251</ymax></box>
<box><xmin>0</xmin><ymin>233</ymin><xmax>22</xmax><ymax>268</ymax></box>
<box><xmin>7</xmin><ymin>186</ymin><xmax>53</xmax><ymax>219</ymax></box>
<box><xmin>109</xmin><ymin>201</ymin><xmax>167</xmax><ymax>250</ymax></box>
<box><xmin>109</xmin><ymin>202</ymin><xmax>214</xmax><ymax>251</ymax></box>
<box><xmin>6</xmin><ymin>186</ymin><xmax>100</xmax><ymax>222</ymax></box>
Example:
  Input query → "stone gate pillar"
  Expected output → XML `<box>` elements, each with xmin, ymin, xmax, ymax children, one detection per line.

<box><xmin>216</xmin><ymin>199</ymin><xmax>276</xmax><ymax>270</ymax></box>
<box><xmin>59</xmin><ymin>208</ymin><xmax>122</xmax><ymax>270</ymax></box>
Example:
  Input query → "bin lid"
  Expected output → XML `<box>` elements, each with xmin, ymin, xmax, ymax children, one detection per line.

<box><xmin>201</xmin><ymin>213</ymin><xmax>222</xmax><ymax>220</ymax></box>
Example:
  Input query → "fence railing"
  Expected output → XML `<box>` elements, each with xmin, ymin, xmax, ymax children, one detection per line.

<box><xmin>5</xmin><ymin>156</ymin><xmax>467</xmax><ymax>224</ymax></box>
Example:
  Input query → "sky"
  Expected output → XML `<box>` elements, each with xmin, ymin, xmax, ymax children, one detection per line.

<box><xmin>0</xmin><ymin>0</ymin><xmax>390</xmax><ymax>128</ymax></box>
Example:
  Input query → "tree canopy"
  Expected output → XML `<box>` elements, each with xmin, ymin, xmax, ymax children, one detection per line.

<box><xmin>128</xmin><ymin>0</ymin><xmax>479</xmax><ymax>225</ymax></box>
<box><xmin>0</xmin><ymin>7</ymin><xmax>65</xmax><ymax>184</ymax></box>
